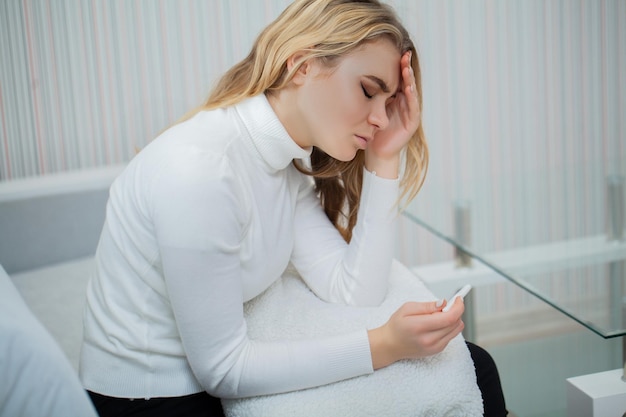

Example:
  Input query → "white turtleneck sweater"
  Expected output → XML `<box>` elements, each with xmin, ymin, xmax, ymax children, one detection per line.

<box><xmin>79</xmin><ymin>94</ymin><xmax>399</xmax><ymax>399</ymax></box>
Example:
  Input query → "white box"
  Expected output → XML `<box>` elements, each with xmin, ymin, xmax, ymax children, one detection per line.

<box><xmin>566</xmin><ymin>368</ymin><xmax>626</xmax><ymax>417</ymax></box>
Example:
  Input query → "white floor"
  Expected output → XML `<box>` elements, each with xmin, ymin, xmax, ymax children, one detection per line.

<box><xmin>481</xmin><ymin>324</ymin><xmax>622</xmax><ymax>417</ymax></box>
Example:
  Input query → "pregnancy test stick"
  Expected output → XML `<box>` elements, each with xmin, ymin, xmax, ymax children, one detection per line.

<box><xmin>442</xmin><ymin>284</ymin><xmax>472</xmax><ymax>312</ymax></box>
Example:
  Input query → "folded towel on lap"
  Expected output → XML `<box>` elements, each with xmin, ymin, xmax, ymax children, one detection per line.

<box><xmin>222</xmin><ymin>259</ymin><xmax>483</xmax><ymax>417</ymax></box>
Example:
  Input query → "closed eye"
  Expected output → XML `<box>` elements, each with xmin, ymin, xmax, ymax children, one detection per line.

<box><xmin>361</xmin><ymin>83</ymin><xmax>373</xmax><ymax>99</ymax></box>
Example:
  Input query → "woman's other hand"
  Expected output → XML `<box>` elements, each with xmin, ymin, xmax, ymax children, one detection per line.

<box><xmin>364</xmin><ymin>51</ymin><xmax>421</xmax><ymax>178</ymax></box>
<box><xmin>368</xmin><ymin>298</ymin><xmax>465</xmax><ymax>370</ymax></box>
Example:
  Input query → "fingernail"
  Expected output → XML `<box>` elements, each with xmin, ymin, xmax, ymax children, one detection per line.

<box><xmin>436</xmin><ymin>299</ymin><xmax>444</xmax><ymax>308</ymax></box>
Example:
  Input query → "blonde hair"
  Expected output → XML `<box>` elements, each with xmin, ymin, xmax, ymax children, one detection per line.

<box><xmin>182</xmin><ymin>0</ymin><xmax>428</xmax><ymax>241</ymax></box>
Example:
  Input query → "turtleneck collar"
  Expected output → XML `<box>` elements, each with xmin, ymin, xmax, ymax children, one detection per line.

<box><xmin>235</xmin><ymin>94</ymin><xmax>312</xmax><ymax>172</ymax></box>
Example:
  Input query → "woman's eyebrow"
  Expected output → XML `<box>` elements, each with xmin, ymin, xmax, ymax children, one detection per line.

<box><xmin>364</xmin><ymin>75</ymin><xmax>391</xmax><ymax>93</ymax></box>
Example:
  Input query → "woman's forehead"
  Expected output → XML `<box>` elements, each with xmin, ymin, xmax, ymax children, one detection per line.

<box><xmin>340</xmin><ymin>39</ymin><xmax>401</xmax><ymax>90</ymax></box>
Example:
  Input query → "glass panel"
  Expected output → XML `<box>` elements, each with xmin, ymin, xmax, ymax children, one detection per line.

<box><xmin>403</xmin><ymin>210</ymin><xmax>626</xmax><ymax>338</ymax></box>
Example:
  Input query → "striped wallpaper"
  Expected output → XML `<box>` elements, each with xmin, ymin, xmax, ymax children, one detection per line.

<box><xmin>398</xmin><ymin>0</ymin><xmax>626</xmax><ymax>262</ymax></box>
<box><xmin>1</xmin><ymin>1</ymin><xmax>624</xmax><ymax>268</ymax></box>
<box><xmin>0</xmin><ymin>0</ymin><xmax>292</xmax><ymax>178</ymax></box>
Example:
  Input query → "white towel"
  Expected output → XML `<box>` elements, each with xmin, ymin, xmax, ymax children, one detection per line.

<box><xmin>222</xmin><ymin>259</ymin><xmax>483</xmax><ymax>417</ymax></box>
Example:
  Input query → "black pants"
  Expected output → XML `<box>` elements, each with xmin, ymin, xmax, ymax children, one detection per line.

<box><xmin>466</xmin><ymin>341</ymin><xmax>508</xmax><ymax>417</ymax></box>
<box><xmin>89</xmin><ymin>343</ymin><xmax>506</xmax><ymax>417</ymax></box>
<box><xmin>87</xmin><ymin>390</ymin><xmax>225</xmax><ymax>417</ymax></box>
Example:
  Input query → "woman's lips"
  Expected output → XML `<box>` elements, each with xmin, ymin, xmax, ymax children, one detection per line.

<box><xmin>355</xmin><ymin>135</ymin><xmax>370</xmax><ymax>149</ymax></box>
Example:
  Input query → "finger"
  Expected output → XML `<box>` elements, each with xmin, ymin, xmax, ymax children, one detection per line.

<box><xmin>402</xmin><ymin>52</ymin><xmax>415</xmax><ymax>89</ymax></box>
<box><xmin>399</xmin><ymin>300</ymin><xmax>445</xmax><ymax>316</ymax></box>
<box><xmin>414</xmin><ymin>317</ymin><xmax>465</xmax><ymax>357</ymax></box>
<box><xmin>393</xmin><ymin>90</ymin><xmax>410</xmax><ymax>128</ymax></box>
<box><xmin>412</xmin><ymin>300</ymin><xmax>464</xmax><ymax>332</ymax></box>
<box><xmin>388</xmin><ymin>78</ymin><xmax>413</xmax><ymax>130</ymax></box>
<box><xmin>402</xmin><ymin>50</ymin><xmax>412</xmax><ymax>71</ymax></box>
<box><xmin>434</xmin><ymin>320</ymin><xmax>466</xmax><ymax>352</ymax></box>
<box><xmin>402</xmin><ymin>64</ymin><xmax>419</xmax><ymax>127</ymax></box>
<box><xmin>432</xmin><ymin>311</ymin><xmax>465</xmax><ymax>340</ymax></box>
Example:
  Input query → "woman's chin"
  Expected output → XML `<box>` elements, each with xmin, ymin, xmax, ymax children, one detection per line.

<box><xmin>329</xmin><ymin>149</ymin><xmax>359</xmax><ymax>162</ymax></box>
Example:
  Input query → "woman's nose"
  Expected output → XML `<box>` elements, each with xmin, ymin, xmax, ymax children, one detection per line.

<box><xmin>367</xmin><ymin>102</ymin><xmax>389</xmax><ymax>130</ymax></box>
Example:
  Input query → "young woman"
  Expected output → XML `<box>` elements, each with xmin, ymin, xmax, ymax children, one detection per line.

<box><xmin>80</xmin><ymin>0</ymin><xmax>506</xmax><ymax>415</ymax></box>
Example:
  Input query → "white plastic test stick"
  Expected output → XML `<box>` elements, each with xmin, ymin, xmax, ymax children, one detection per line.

<box><xmin>442</xmin><ymin>284</ymin><xmax>472</xmax><ymax>312</ymax></box>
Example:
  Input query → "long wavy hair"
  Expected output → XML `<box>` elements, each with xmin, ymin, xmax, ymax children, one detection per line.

<box><xmin>180</xmin><ymin>0</ymin><xmax>428</xmax><ymax>241</ymax></box>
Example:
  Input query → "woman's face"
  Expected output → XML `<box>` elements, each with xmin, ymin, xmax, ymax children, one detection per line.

<box><xmin>290</xmin><ymin>39</ymin><xmax>402</xmax><ymax>161</ymax></box>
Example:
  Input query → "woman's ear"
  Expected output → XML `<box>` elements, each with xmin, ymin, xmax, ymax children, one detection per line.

<box><xmin>287</xmin><ymin>51</ymin><xmax>311</xmax><ymax>86</ymax></box>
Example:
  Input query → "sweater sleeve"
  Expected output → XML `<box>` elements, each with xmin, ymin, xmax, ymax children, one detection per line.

<box><xmin>290</xmin><ymin>169</ymin><xmax>400</xmax><ymax>307</ymax></box>
<box><xmin>152</xmin><ymin>153</ymin><xmax>373</xmax><ymax>399</ymax></box>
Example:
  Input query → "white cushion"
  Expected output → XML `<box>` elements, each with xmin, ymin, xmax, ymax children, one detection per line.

<box><xmin>223</xmin><ymin>260</ymin><xmax>483</xmax><ymax>417</ymax></box>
